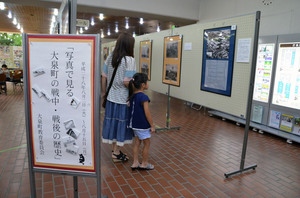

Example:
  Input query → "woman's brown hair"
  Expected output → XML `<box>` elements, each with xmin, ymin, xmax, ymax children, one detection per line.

<box><xmin>112</xmin><ymin>32</ymin><xmax>135</xmax><ymax>68</ymax></box>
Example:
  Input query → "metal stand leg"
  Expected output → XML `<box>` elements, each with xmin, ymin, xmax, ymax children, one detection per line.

<box><xmin>224</xmin><ymin>11</ymin><xmax>260</xmax><ymax>179</ymax></box>
<box><xmin>73</xmin><ymin>176</ymin><xmax>78</xmax><ymax>198</ymax></box>
<box><xmin>156</xmin><ymin>85</ymin><xmax>180</xmax><ymax>132</ymax></box>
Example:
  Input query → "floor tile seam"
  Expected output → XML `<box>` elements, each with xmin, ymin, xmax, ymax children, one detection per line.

<box><xmin>61</xmin><ymin>175</ymin><xmax>68</xmax><ymax>198</ymax></box>
<box><xmin>82</xmin><ymin>176</ymin><xmax>93</xmax><ymax>198</ymax></box>
<box><xmin>15</xmin><ymin>151</ymin><xmax>27</xmax><ymax>198</ymax></box>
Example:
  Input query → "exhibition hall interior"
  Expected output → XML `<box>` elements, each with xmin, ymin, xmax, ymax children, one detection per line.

<box><xmin>0</xmin><ymin>0</ymin><xmax>300</xmax><ymax>197</ymax></box>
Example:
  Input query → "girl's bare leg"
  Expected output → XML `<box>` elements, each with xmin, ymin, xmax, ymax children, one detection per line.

<box><xmin>132</xmin><ymin>137</ymin><xmax>141</xmax><ymax>167</ymax></box>
<box><xmin>141</xmin><ymin>138</ymin><xmax>150</xmax><ymax>167</ymax></box>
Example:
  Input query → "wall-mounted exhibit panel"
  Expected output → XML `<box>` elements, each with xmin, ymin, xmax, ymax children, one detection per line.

<box><xmin>100</xmin><ymin>41</ymin><xmax>116</xmax><ymax>73</ymax></box>
<box><xmin>253</xmin><ymin>43</ymin><xmax>275</xmax><ymax>103</ymax></box>
<box><xmin>201</xmin><ymin>26</ymin><xmax>236</xmax><ymax>96</ymax></box>
<box><xmin>139</xmin><ymin>40</ymin><xmax>152</xmax><ymax>80</ymax></box>
<box><xmin>135</xmin><ymin>13</ymin><xmax>256</xmax><ymax>118</ymax></box>
<box><xmin>251</xmin><ymin>35</ymin><xmax>277</xmax><ymax>125</ymax></box>
<box><xmin>267</xmin><ymin>33</ymin><xmax>300</xmax><ymax>140</ymax></box>
<box><xmin>272</xmin><ymin>42</ymin><xmax>300</xmax><ymax>110</ymax></box>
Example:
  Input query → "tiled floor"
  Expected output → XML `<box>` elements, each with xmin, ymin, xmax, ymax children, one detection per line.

<box><xmin>0</xmin><ymin>83</ymin><xmax>300</xmax><ymax>198</ymax></box>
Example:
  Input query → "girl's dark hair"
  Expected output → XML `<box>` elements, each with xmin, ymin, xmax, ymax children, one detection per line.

<box><xmin>112</xmin><ymin>32</ymin><xmax>135</xmax><ymax>69</ymax></box>
<box><xmin>128</xmin><ymin>73</ymin><xmax>148</xmax><ymax>101</ymax></box>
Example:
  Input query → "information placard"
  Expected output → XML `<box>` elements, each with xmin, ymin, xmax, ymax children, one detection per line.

<box><xmin>272</xmin><ymin>42</ymin><xmax>300</xmax><ymax>110</ymax></box>
<box><xmin>26</xmin><ymin>35</ymin><xmax>96</xmax><ymax>172</ymax></box>
<box><xmin>253</xmin><ymin>43</ymin><xmax>275</xmax><ymax>102</ymax></box>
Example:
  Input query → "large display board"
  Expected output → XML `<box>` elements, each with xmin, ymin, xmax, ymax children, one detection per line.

<box><xmin>26</xmin><ymin>35</ymin><xmax>96</xmax><ymax>172</ymax></box>
<box><xmin>253</xmin><ymin>43</ymin><xmax>275</xmax><ymax>102</ymax></box>
<box><xmin>272</xmin><ymin>42</ymin><xmax>300</xmax><ymax>110</ymax></box>
<box><xmin>201</xmin><ymin>26</ymin><xmax>236</xmax><ymax>96</ymax></box>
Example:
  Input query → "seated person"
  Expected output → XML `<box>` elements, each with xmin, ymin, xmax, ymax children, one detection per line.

<box><xmin>0</xmin><ymin>64</ymin><xmax>11</xmax><ymax>81</ymax></box>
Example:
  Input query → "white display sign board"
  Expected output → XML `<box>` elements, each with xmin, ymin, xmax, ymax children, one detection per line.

<box><xmin>253</xmin><ymin>43</ymin><xmax>275</xmax><ymax>102</ymax></box>
<box><xmin>272</xmin><ymin>42</ymin><xmax>300</xmax><ymax>110</ymax></box>
<box><xmin>27</xmin><ymin>35</ymin><xmax>96</xmax><ymax>172</ymax></box>
<box><xmin>236</xmin><ymin>38</ymin><xmax>251</xmax><ymax>63</ymax></box>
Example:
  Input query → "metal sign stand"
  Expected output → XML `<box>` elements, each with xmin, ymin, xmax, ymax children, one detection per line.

<box><xmin>156</xmin><ymin>84</ymin><xmax>181</xmax><ymax>132</ymax></box>
<box><xmin>224</xmin><ymin>11</ymin><xmax>261</xmax><ymax>178</ymax></box>
<box><xmin>156</xmin><ymin>28</ymin><xmax>180</xmax><ymax>132</ymax></box>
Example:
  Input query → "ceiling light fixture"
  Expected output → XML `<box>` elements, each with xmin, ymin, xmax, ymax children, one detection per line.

<box><xmin>107</xmin><ymin>28</ymin><xmax>111</xmax><ymax>36</ymax></box>
<box><xmin>80</xmin><ymin>27</ymin><xmax>83</xmax><ymax>34</ymax></box>
<box><xmin>7</xmin><ymin>10</ymin><xmax>12</xmax><ymax>19</ymax></box>
<box><xmin>17</xmin><ymin>23</ymin><xmax>20</xmax><ymax>29</ymax></box>
<box><xmin>115</xmin><ymin>23</ymin><xmax>118</xmax><ymax>33</ymax></box>
<box><xmin>21</xmin><ymin>28</ymin><xmax>23</xmax><ymax>33</ymax></box>
<box><xmin>99</xmin><ymin>13</ymin><xmax>104</xmax><ymax>20</ymax></box>
<box><xmin>85</xmin><ymin>26</ymin><xmax>88</xmax><ymax>30</ymax></box>
<box><xmin>139</xmin><ymin>18</ymin><xmax>144</xmax><ymax>25</ymax></box>
<box><xmin>52</xmin><ymin>15</ymin><xmax>56</xmax><ymax>22</ymax></box>
<box><xmin>125</xmin><ymin>17</ymin><xmax>129</xmax><ymax>29</ymax></box>
<box><xmin>91</xmin><ymin>17</ymin><xmax>95</xmax><ymax>26</ymax></box>
<box><xmin>133</xmin><ymin>32</ymin><xmax>136</xmax><ymax>37</ymax></box>
<box><xmin>13</xmin><ymin>17</ymin><xmax>17</xmax><ymax>25</ymax></box>
<box><xmin>0</xmin><ymin>2</ymin><xmax>5</xmax><ymax>10</ymax></box>
<box><xmin>157</xmin><ymin>24</ymin><xmax>160</xmax><ymax>32</ymax></box>
<box><xmin>54</xmin><ymin>8</ymin><xmax>58</xmax><ymax>16</ymax></box>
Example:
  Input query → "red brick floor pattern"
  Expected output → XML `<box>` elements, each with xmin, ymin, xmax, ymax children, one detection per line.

<box><xmin>0</xmin><ymin>84</ymin><xmax>300</xmax><ymax>197</ymax></box>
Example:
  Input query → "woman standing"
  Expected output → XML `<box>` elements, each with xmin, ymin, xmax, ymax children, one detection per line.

<box><xmin>101</xmin><ymin>32</ymin><xmax>136</xmax><ymax>162</ymax></box>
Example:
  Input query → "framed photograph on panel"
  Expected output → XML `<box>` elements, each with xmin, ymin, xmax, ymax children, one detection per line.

<box><xmin>201</xmin><ymin>26</ymin><xmax>236</xmax><ymax>96</ymax></box>
<box><xmin>139</xmin><ymin>40</ymin><xmax>152</xmax><ymax>80</ymax></box>
<box><xmin>163</xmin><ymin>35</ymin><xmax>183</xmax><ymax>86</ymax></box>
<box><xmin>103</xmin><ymin>47</ymin><xmax>109</xmax><ymax>61</ymax></box>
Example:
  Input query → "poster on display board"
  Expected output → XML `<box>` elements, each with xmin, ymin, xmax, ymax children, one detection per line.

<box><xmin>162</xmin><ymin>35</ymin><xmax>182</xmax><ymax>86</ymax></box>
<box><xmin>253</xmin><ymin>44</ymin><xmax>275</xmax><ymax>102</ymax></box>
<box><xmin>26</xmin><ymin>35</ymin><xmax>97</xmax><ymax>173</ymax></box>
<box><xmin>251</xmin><ymin>104</ymin><xmax>264</xmax><ymax>123</ymax></box>
<box><xmin>268</xmin><ymin>110</ymin><xmax>281</xmax><ymax>129</ymax></box>
<box><xmin>293</xmin><ymin>117</ymin><xmax>300</xmax><ymax>135</ymax></box>
<box><xmin>140</xmin><ymin>40</ymin><xmax>152</xmax><ymax>80</ymax></box>
<box><xmin>201</xmin><ymin>26</ymin><xmax>236</xmax><ymax>96</ymax></box>
<box><xmin>280</xmin><ymin>114</ymin><xmax>293</xmax><ymax>132</ymax></box>
<box><xmin>272</xmin><ymin>42</ymin><xmax>300</xmax><ymax>110</ymax></box>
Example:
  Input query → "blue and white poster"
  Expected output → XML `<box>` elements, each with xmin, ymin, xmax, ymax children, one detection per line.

<box><xmin>201</xmin><ymin>26</ymin><xmax>236</xmax><ymax>96</ymax></box>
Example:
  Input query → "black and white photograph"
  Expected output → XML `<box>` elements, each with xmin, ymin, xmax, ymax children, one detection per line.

<box><xmin>141</xmin><ymin>44</ymin><xmax>150</xmax><ymax>58</ymax></box>
<box><xmin>205</xmin><ymin>28</ymin><xmax>231</xmax><ymax>59</ymax></box>
<box><xmin>166</xmin><ymin>40</ymin><xmax>179</xmax><ymax>58</ymax></box>
<box><xmin>141</xmin><ymin>62</ymin><xmax>149</xmax><ymax>76</ymax></box>
<box><xmin>165</xmin><ymin>64</ymin><xmax>178</xmax><ymax>81</ymax></box>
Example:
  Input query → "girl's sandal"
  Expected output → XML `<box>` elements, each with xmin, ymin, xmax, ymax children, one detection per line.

<box><xmin>112</xmin><ymin>151</ymin><xmax>129</xmax><ymax>162</ymax></box>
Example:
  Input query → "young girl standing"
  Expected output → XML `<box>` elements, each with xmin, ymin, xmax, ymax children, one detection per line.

<box><xmin>128</xmin><ymin>73</ymin><xmax>155</xmax><ymax>170</ymax></box>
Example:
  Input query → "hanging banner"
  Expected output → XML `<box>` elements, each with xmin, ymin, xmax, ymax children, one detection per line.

<box><xmin>26</xmin><ymin>35</ymin><xmax>96</xmax><ymax>172</ymax></box>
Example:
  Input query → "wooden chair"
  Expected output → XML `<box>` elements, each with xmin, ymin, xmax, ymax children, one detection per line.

<box><xmin>0</xmin><ymin>73</ymin><xmax>7</xmax><ymax>95</ymax></box>
<box><xmin>11</xmin><ymin>69</ymin><xmax>23</xmax><ymax>91</ymax></box>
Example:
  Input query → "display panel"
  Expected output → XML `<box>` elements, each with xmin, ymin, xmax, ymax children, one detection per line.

<box><xmin>201</xmin><ymin>26</ymin><xmax>236</xmax><ymax>96</ymax></box>
<box><xmin>27</xmin><ymin>35</ymin><xmax>96</xmax><ymax>172</ymax></box>
<box><xmin>163</xmin><ymin>35</ymin><xmax>182</xmax><ymax>86</ymax></box>
<box><xmin>139</xmin><ymin>40</ymin><xmax>152</xmax><ymax>80</ymax></box>
<box><xmin>272</xmin><ymin>42</ymin><xmax>300</xmax><ymax>110</ymax></box>
<box><xmin>103</xmin><ymin>47</ymin><xmax>109</xmax><ymax>61</ymax></box>
<box><xmin>253</xmin><ymin>43</ymin><xmax>275</xmax><ymax>102</ymax></box>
